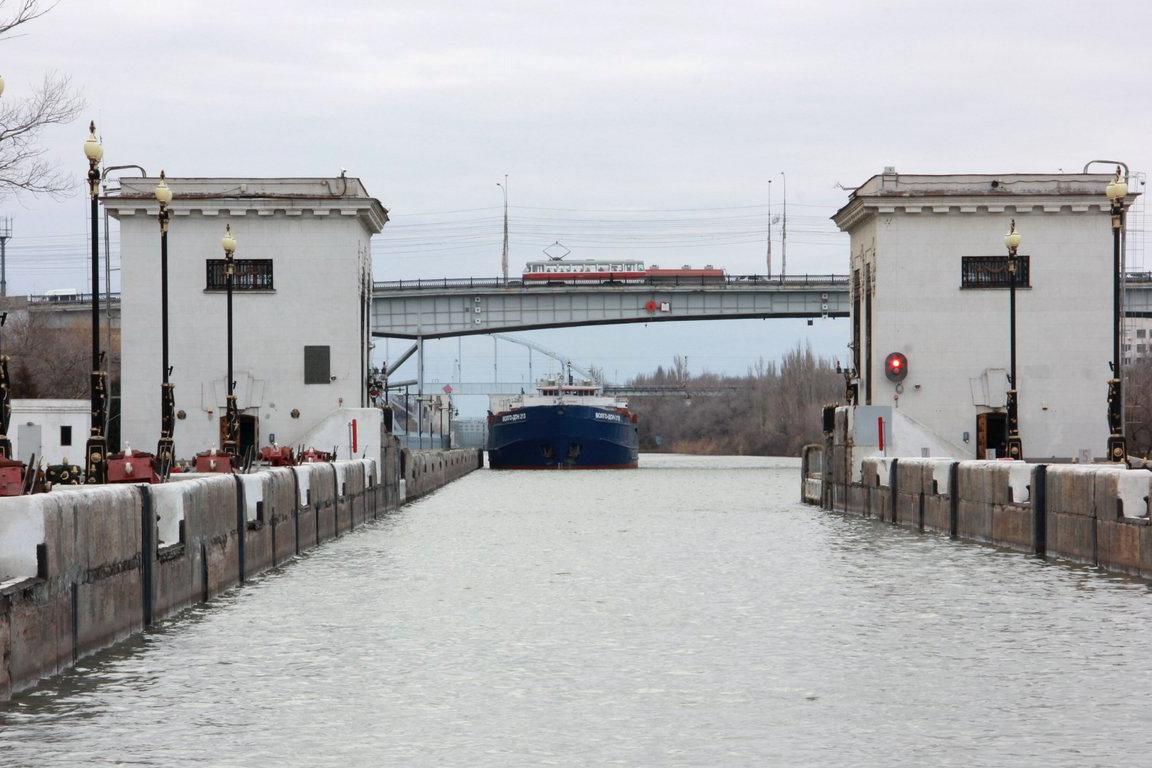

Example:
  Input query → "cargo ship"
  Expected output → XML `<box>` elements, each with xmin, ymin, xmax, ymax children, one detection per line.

<box><xmin>487</xmin><ymin>377</ymin><xmax>639</xmax><ymax>469</ymax></box>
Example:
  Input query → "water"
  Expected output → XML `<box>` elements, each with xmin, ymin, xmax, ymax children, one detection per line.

<box><xmin>3</xmin><ymin>454</ymin><xmax>1152</xmax><ymax>767</ymax></box>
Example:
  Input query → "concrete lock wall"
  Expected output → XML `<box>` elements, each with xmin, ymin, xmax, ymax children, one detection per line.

<box><xmin>402</xmin><ymin>449</ymin><xmax>482</xmax><ymax>502</ymax></box>
<box><xmin>0</xmin><ymin>447</ymin><xmax>479</xmax><ymax>701</ymax></box>
<box><xmin>804</xmin><ymin>441</ymin><xmax>1152</xmax><ymax>581</ymax></box>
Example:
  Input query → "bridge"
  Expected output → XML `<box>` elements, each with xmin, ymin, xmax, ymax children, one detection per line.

<box><xmin>371</xmin><ymin>273</ymin><xmax>1152</xmax><ymax>338</ymax></box>
<box><xmin>370</xmin><ymin>274</ymin><xmax>849</xmax><ymax>339</ymax></box>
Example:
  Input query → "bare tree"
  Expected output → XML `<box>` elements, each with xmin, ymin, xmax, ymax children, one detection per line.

<box><xmin>0</xmin><ymin>1</ymin><xmax>84</xmax><ymax>198</ymax></box>
<box><xmin>628</xmin><ymin>343</ymin><xmax>842</xmax><ymax>456</ymax></box>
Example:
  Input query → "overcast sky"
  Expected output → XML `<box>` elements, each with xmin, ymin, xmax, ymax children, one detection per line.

<box><xmin>4</xmin><ymin>0</ymin><xmax>1151</xmax><ymax>409</ymax></box>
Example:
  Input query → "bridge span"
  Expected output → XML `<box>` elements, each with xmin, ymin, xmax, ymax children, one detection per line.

<box><xmin>372</xmin><ymin>273</ymin><xmax>1152</xmax><ymax>339</ymax></box>
<box><xmin>371</xmin><ymin>274</ymin><xmax>850</xmax><ymax>339</ymax></box>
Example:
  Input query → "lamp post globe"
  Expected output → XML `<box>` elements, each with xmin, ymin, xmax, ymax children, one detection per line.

<box><xmin>1107</xmin><ymin>170</ymin><xmax>1128</xmax><ymax>203</ymax></box>
<box><xmin>154</xmin><ymin>172</ymin><xmax>172</xmax><ymax>207</ymax></box>
<box><xmin>1004</xmin><ymin>226</ymin><xmax>1022</xmax><ymax>254</ymax></box>
<box><xmin>83</xmin><ymin>122</ymin><xmax>103</xmax><ymax>165</ymax></box>
<box><xmin>222</xmin><ymin>224</ymin><xmax>237</xmax><ymax>255</ymax></box>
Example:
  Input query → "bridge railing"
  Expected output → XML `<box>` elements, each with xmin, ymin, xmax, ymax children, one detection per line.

<box><xmin>374</xmin><ymin>274</ymin><xmax>851</xmax><ymax>292</ymax></box>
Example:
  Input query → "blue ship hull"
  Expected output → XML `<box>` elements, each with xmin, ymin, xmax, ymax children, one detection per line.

<box><xmin>487</xmin><ymin>404</ymin><xmax>639</xmax><ymax>469</ymax></box>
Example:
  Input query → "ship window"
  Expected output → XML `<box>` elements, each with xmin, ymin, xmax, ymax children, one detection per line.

<box><xmin>304</xmin><ymin>345</ymin><xmax>331</xmax><ymax>384</ymax></box>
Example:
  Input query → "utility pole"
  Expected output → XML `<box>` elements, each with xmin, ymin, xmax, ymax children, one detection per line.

<box><xmin>497</xmin><ymin>175</ymin><xmax>509</xmax><ymax>283</ymax></box>
<box><xmin>0</xmin><ymin>217</ymin><xmax>10</xmax><ymax>298</ymax></box>
<box><xmin>780</xmin><ymin>171</ymin><xmax>787</xmax><ymax>281</ymax></box>
<box><xmin>765</xmin><ymin>181</ymin><xmax>772</xmax><ymax>278</ymax></box>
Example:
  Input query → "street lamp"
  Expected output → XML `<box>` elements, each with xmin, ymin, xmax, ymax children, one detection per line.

<box><xmin>155</xmin><ymin>171</ymin><xmax>175</xmax><ymax>476</ymax></box>
<box><xmin>1004</xmin><ymin>219</ymin><xmax>1023</xmax><ymax>460</ymax></box>
<box><xmin>83</xmin><ymin>121</ymin><xmax>108</xmax><ymax>484</ymax></box>
<box><xmin>1106</xmin><ymin>166</ymin><xmax>1128</xmax><ymax>462</ymax></box>
<box><xmin>221</xmin><ymin>224</ymin><xmax>239</xmax><ymax>460</ymax></box>
<box><xmin>497</xmin><ymin>175</ymin><xmax>509</xmax><ymax>283</ymax></box>
<box><xmin>0</xmin><ymin>312</ymin><xmax>10</xmax><ymax>460</ymax></box>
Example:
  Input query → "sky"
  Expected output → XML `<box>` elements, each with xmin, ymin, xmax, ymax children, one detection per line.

<box><xmin>3</xmin><ymin>0</ymin><xmax>1152</xmax><ymax>413</ymax></box>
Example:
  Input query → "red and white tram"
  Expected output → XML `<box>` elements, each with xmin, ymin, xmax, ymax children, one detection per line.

<box><xmin>521</xmin><ymin>259</ymin><xmax>724</xmax><ymax>284</ymax></box>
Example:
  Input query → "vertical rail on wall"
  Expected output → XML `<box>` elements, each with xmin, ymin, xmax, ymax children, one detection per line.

<box><xmin>1031</xmin><ymin>464</ymin><xmax>1048</xmax><ymax>557</ymax></box>
<box><xmin>200</xmin><ymin>543</ymin><xmax>209</xmax><ymax>602</ymax></box>
<box><xmin>291</xmin><ymin>468</ymin><xmax>301</xmax><ymax>556</ymax></box>
<box><xmin>70</xmin><ymin>582</ymin><xmax>79</xmax><ymax>662</ymax></box>
<box><xmin>139</xmin><ymin>486</ymin><xmax>155</xmax><ymax>627</ymax></box>
<box><xmin>234</xmin><ymin>475</ymin><xmax>246</xmax><ymax>583</ymax></box>
<box><xmin>948</xmin><ymin>462</ymin><xmax>960</xmax><ymax>540</ymax></box>
<box><xmin>889</xmin><ymin>458</ymin><xmax>899</xmax><ymax>523</ymax></box>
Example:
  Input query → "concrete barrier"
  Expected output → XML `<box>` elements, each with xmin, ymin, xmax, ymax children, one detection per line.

<box><xmin>0</xmin><ymin>446</ymin><xmax>479</xmax><ymax>701</ymax></box>
<box><xmin>806</xmin><ymin>436</ymin><xmax>1152</xmax><ymax>583</ymax></box>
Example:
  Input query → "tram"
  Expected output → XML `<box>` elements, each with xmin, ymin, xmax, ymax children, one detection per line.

<box><xmin>521</xmin><ymin>259</ymin><xmax>725</xmax><ymax>284</ymax></box>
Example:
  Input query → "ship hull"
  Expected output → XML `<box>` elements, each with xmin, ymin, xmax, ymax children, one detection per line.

<box><xmin>487</xmin><ymin>405</ymin><xmax>639</xmax><ymax>469</ymax></box>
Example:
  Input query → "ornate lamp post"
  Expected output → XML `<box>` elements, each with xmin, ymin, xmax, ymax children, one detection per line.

<box><xmin>1004</xmin><ymin>220</ymin><xmax>1023</xmax><ymax>460</ymax></box>
<box><xmin>1106</xmin><ymin>167</ymin><xmax>1128</xmax><ymax>462</ymax></box>
<box><xmin>155</xmin><ymin>172</ymin><xmax>175</xmax><ymax>475</ymax></box>
<box><xmin>221</xmin><ymin>224</ymin><xmax>240</xmax><ymax>459</ymax></box>
<box><xmin>0</xmin><ymin>312</ymin><xmax>10</xmax><ymax>459</ymax></box>
<box><xmin>83</xmin><ymin>122</ymin><xmax>108</xmax><ymax>484</ymax></box>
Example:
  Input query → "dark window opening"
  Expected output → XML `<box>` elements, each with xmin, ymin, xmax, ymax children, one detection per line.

<box><xmin>962</xmin><ymin>256</ymin><xmax>1031</xmax><ymax>289</ymax></box>
<box><xmin>976</xmin><ymin>412</ymin><xmax>1007</xmax><ymax>459</ymax></box>
<box><xmin>206</xmin><ymin>259</ymin><xmax>274</xmax><ymax>291</ymax></box>
<box><xmin>60</xmin><ymin>425</ymin><xmax>72</xmax><ymax>446</ymax></box>
<box><xmin>304</xmin><ymin>345</ymin><xmax>331</xmax><ymax>384</ymax></box>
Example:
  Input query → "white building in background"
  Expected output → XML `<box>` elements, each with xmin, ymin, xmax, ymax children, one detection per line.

<box><xmin>10</xmin><ymin>399</ymin><xmax>89</xmax><ymax>466</ymax></box>
<box><xmin>832</xmin><ymin>170</ymin><xmax>1134</xmax><ymax>462</ymax></box>
<box><xmin>1123</xmin><ymin>316</ymin><xmax>1152</xmax><ymax>365</ymax></box>
<box><xmin>106</xmin><ymin>177</ymin><xmax>388</xmax><ymax>461</ymax></box>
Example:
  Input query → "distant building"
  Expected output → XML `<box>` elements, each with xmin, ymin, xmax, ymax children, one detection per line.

<box><xmin>1123</xmin><ymin>315</ymin><xmax>1152</xmax><ymax>366</ymax></box>
<box><xmin>451</xmin><ymin>417</ymin><xmax>488</xmax><ymax>449</ymax></box>
<box><xmin>106</xmin><ymin>177</ymin><xmax>388</xmax><ymax>460</ymax></box>
<box><xmin>832</xmin><ymin>170</ymin><xmax>1135</xmax><ymax>461</ymax></box>
<box><xmin>10</xmin><ymin>399</ymin><xmax>89</xmax><ymax>466</ymax></box>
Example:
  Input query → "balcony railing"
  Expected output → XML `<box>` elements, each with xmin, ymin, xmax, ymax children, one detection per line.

<box><xmin>961</xmin><ymin>256</ymin><xmax>1031</xmax><ymax>289</ymax></box>
<box><xmin>205</xmin><ymin>259</ymin><xmax>274</xmax><ymax>291</ymax></box>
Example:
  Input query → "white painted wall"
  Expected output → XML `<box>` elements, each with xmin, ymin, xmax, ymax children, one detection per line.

<box><xmin>837</xmin><ymin>173</ymin><xmax>1126</xmax><ymax>461</ymax></box>
<box><xmin>108</xmin><ymin>178</ymin><xmax>386</xmax><ymax>461</ymax></box>
<box><xmin>9</xmin><ymin>399</ymin><xmax>89</xmax><ymax>466</ymax></box>
<box><xmin>297</xmin><ymin>407</ymin><xmax>383</xmax><ymax>463</ymax></box>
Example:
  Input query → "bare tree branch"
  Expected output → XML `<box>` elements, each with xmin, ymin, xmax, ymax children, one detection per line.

<box><xmin>0</xmin><ymin>1</ymin><xmax>55</xmax><ymax>39</ymax></box>
<box><xmin>0</xmin><ymin>3</ymin><xmax>84</xmax><ymax>199</ymax></box>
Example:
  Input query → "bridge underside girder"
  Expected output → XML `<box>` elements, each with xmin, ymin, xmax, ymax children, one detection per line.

<box><xmin>371</xmin><ymin>283</ymin><xmax>849</xmax><ymax>339</ymax></box>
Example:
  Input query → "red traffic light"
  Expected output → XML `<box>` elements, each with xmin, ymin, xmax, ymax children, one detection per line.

<box><xmin>885</xmin><ymin>352</ymin><xmax>908</xmax><ymax>382</ymax></box>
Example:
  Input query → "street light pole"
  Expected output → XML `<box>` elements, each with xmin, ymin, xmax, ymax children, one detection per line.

<box><xmin>221</xmin><ymin>225</ymin><xmax>239</xmax><ymax>459</ymax></box>
<box><xmin>1106</xmin><ymin>167</ymin><xmax>1128</xmax><ymax>462</ymax></box>
<box><xmin>83</xmin><ymin>122</ymin><xmax>108</xmax><ymax>484</ymax></box>
<box><xmin>780</xmin><ymin>171</ymin><xmax>787</xmax><ymax>281</ymax></box>
<box><xmin>155</xmin><ymin>172</ymin><xmax>175</xmax><ymax>476</ymax></box>
<box><xmin>1004</xmin><ymin>220</ymin><xmax>1023</xmax><ymax>460</ymax></box>
<box><xmin>0</xmin><ymin>313</ymin><xmax>10</xmax><ymax>459</ymax></box>
<box><xmin>497</xmin><ymin>175</ymin><xmax>509</xmax><ymax>283</ymax></box>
